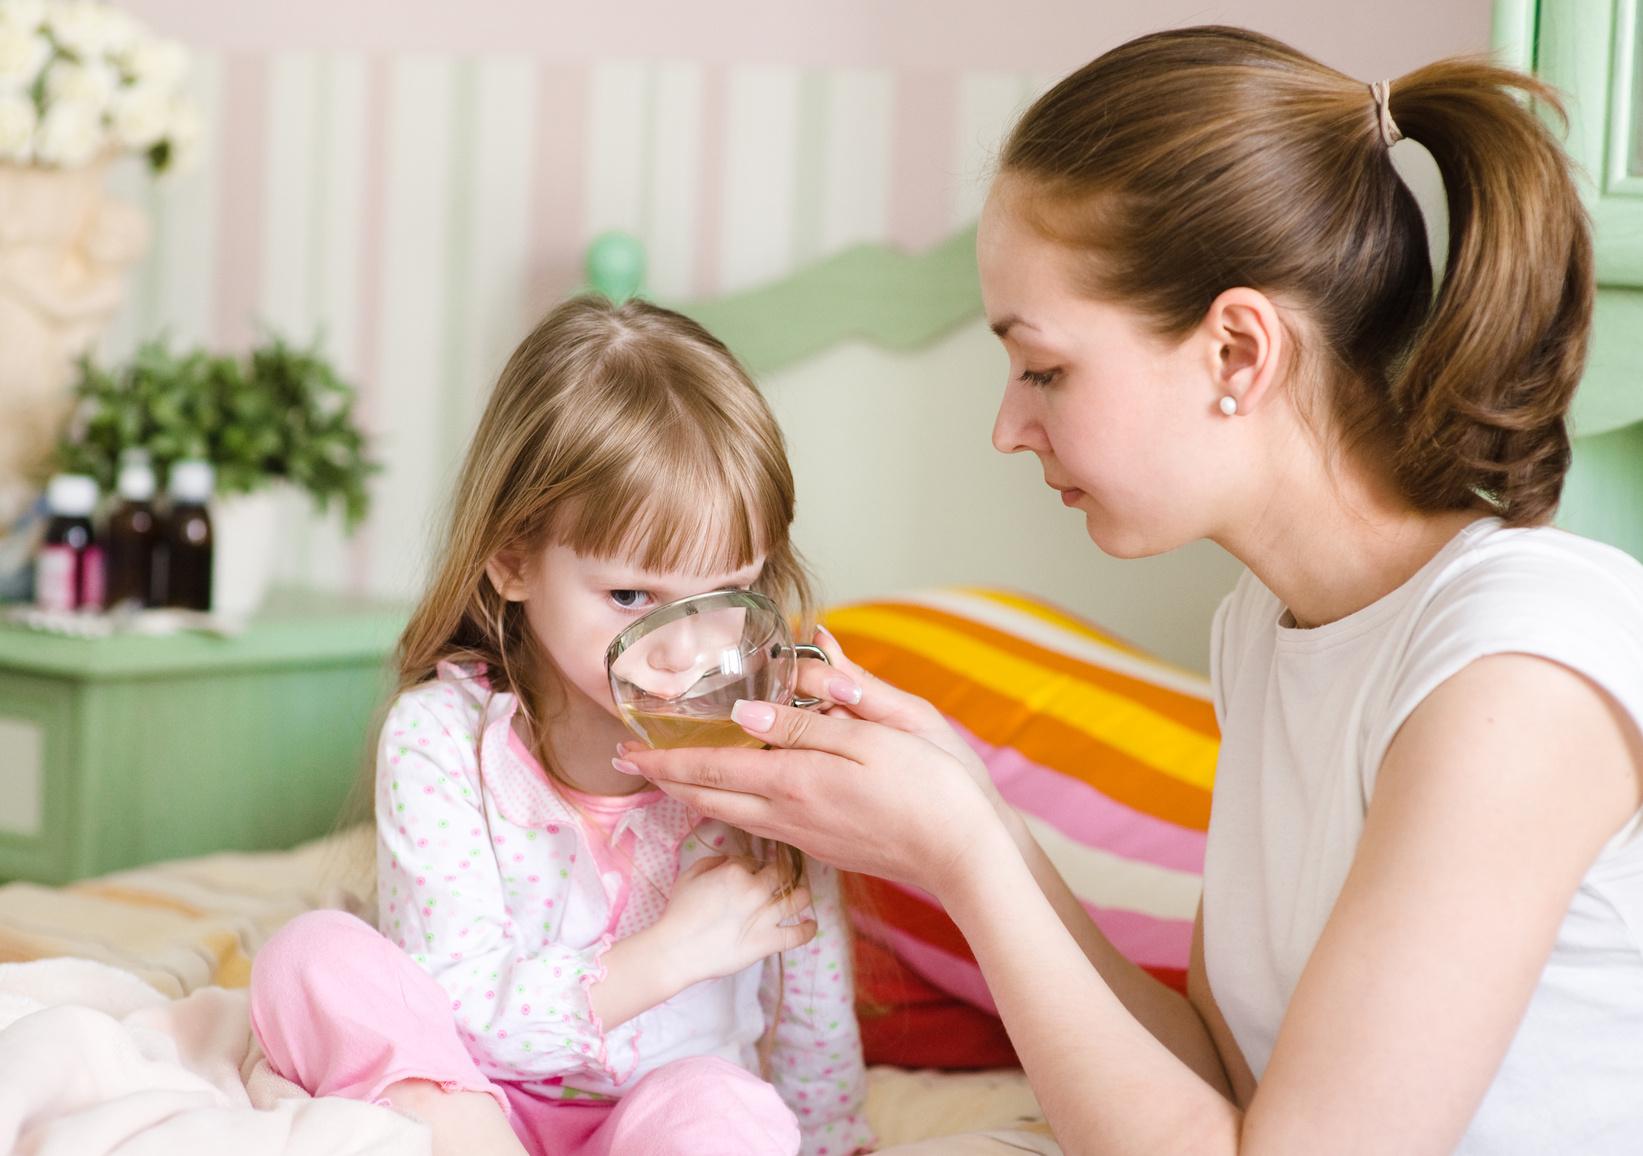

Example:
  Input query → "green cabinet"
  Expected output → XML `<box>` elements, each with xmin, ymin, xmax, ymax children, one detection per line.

<box><xmin>1500</xmin><ymin>0</ymin><xmax>1643</xmax><ymax>558</ymax></box>
<box><xmin>0</xmin><ymin>592</ymin><xmax>405</xmax><ymax>883</ymax></box>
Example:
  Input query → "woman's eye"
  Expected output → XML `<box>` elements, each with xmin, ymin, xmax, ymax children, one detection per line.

<box><xmin>609</xmin><ymin>589</ymin><xmax>654</xmax><ymax>611</ymax></box>
<box><xmin>1018</xmin><ymin>367</ymin><xmax>1060</xmax><ymax>388</ymax></box>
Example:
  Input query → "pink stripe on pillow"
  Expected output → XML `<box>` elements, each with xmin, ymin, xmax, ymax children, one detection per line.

<box><xmin>954</xmin><ymin>721</ymin><xmax>1208</xmax><ymax>874</ymax></box>
<box><xmin>854</xmin><ymin>912</ymin><xmax>1003</xmax><ymax>1014</ymax></box>
<box><xmin>1086</xmin><ymin>905</ymin><xmax>1195</xmax><ymax>970</ymax></box>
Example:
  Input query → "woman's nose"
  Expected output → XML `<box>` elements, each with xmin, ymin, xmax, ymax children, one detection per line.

<box><xmin>992</xmin><ymin>384</ymin><xmax>1040</xmax><ymax>455</ymax></box>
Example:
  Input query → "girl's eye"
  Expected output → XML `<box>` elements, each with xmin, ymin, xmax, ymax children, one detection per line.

<box><xmin>1018</xmin><ymin>367</ymin><xmax>1060</xmax><ymax>388</ymax></box>
<box><xmin>609</xmin><ymin>589</ymin><xmax>654</xmax><ymax>611</ymax></box>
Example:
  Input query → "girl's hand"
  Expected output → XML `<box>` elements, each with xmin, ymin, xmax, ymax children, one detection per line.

<box><xmin>651</xmin><ymin>855</ymin><xmax>817</xmax><ymax>988</ymax></box>
<box><xmin>615</xmin><ymin>703</ymin><xmax>1012</xmax><ymax>900</ymax></box>
<box><xmin>792</xmin><ymin>625</ymin><xmax>1008</xmax><ymax>813</ymax></box>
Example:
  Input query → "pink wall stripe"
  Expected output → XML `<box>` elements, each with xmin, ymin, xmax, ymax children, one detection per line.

<box><xmin>691</xmin><ymin>64</ymin><xmax>727</xmax><ymax>298</ymax></box>
<box><xmin>119</xmin><ymin>1</ymin><xmax>1492</xmax><ymax>81</ymax></box>
<box><xmin>213</xmin><ymin>54</ymin><xmax>269</xmax><ymax>352</ymax></box>
<box><xmin>953</xmin><ymin>721</ymin><xmax>1209</xmax><ymax>874</ymax></box>
<box><xmin>348</xmin><ymin>57</ymin><xmax>392</xmax><ymax>594</ymax></box>
<box><xmin>524</xmin><ymin>61</ymin><xmax>590</xmax><ymax>324</ymax></box>
<box><xmin>888</xmin><ymin>70</ymin><xmax>956</xmax><ymax>253</ymax></box>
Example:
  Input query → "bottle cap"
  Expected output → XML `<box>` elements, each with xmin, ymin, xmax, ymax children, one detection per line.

<box><xmin>167</xmin><ymin>459</ymin><xmax>215</xmax><ymax>503</ymax></box>
<box><xmin>116</xmin><ymin>449</ymin><xmax>156</xmax><ymax>502</ymax></box>
<box><xmin>45</xmin><ymin>474</ymin><xmax>98</xmax><ymax>517</ymax></box>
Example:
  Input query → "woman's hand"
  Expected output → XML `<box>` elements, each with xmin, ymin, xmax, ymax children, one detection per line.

<box><xmin>614</xmin><ymin>697</ymin><xmax>1012</xmax><ymax>899</ymax></box>
<box><xmin>649</xmin><ymin>855</ymin><xmax>816</xmax><ymax>987</ymax></box>
<box><xmin>791</xmin><ymin>625</ymin><xmax>1008</xmax><ymax>813</ymax></box>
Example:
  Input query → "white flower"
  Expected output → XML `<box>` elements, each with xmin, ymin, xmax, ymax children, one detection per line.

<box><xmin>92</xmin><ymin>5</ymin><xmax>136</xmax><ymax>58</ymax></box>
<box><xmin>0</xmin><ymin>0</ymin><xmax>47</xmax><ymax>33</ymax></box>
<box><xmin>33</xmin><ymin>94</ymin><xmax>102</xmax><ymax>165</ymax></box>
<box><xmin>0</xmin><ymin>89</ymin><xmax>36</xmax><ymax>161</ymax></box>
<box><xmin>108</xmin><ymin>80</ymin><xmax>165</xmax><ymax>148</ymax></box>
<box><xmin>44</xmin><ymin>56</ymin><xmax>116</xmax><ymax>109</ymax></box>
<box><xmin>122</xmin><ymin>35</ymin><xmax>185</xmax><ymax>92</ymax></box>
<box><xmin>0</xmin><ymin>21</ymin><xmax>49</xmax><ymax>92</ymax></box>
<box><xmin>44</xmin><ymin>0</ymin><xmax>118</xmax><ymax>59</ymax></box>
<box><xmin>153</xmin><ymin>93</ymin><xmax>199</xmax><ymax>172</ymax></box>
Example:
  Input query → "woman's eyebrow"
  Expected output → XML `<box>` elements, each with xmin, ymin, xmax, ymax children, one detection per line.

<box><xmin>989</xmin><ymin>314</ymin><xmax>1035</xmax><ymax>338</ymax></box>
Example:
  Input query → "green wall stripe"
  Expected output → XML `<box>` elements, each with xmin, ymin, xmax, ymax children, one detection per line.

<box><xmin>440</xmin><ymin>60</ymin><xmax>480</xmax><ymax>469</ymax></box>
<box><xmin>790</xmin><ymin>70</ymin><xmax>831</xmax><ymax>266</ymax></box>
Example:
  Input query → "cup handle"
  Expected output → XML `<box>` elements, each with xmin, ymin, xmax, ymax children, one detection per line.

<box><xmin>790</xmin><ymin>642</ymin><xmax>832</xmax><ymax>709</ymax></box>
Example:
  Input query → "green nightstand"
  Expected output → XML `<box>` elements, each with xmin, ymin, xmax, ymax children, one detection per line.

<box><xmin>0</xmin><ymin>591</ymin><xmax>407</xmax><ymax>884</ymax></box>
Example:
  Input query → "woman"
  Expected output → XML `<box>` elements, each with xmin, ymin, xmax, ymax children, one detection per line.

<box><xmin>615</xmin><ymin>26</ymin><xmax>1643</xmax><ymax>1156</ymax></box>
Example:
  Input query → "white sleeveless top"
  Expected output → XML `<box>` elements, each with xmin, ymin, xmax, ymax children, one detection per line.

<box><xmin>1203</xmin><ymin>518</ymin><xmax>1643</xmax><ymax>1154</ymax></box>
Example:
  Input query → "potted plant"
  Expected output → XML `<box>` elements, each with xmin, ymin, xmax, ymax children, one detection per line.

<box><xmin>55</xmin><ymin>333</ymin><xmax>377</xmax><ymax>616</ymax></box>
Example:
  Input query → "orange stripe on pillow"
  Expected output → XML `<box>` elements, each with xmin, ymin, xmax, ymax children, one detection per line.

<box><xmin>825</xmin><ymin>607</ymin><xmax>1217</xmax><ymax>791</ymax></box>
<box><xmin>860</xmin><ymin>600</ymin><xmax>1217</xmax><ymax>739</ymax></box>
<box><xmin>826</xmin><ymin>630</ymin><xmax>1212</xmax><ymax>828</ymax></box>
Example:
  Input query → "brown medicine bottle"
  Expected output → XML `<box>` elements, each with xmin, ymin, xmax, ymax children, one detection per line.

<box><xmin>162</xmin><ymin>459</ymin><xmax>214</xmax><ymax>612</ymax></box>
<box><xmin>106</xmin><ymin>449</ymin><xmax>159</xmax><ymax>609</ymax></box>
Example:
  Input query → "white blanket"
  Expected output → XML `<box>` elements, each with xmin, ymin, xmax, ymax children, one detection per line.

<box><xmin>0</xmin><ymin>956</ymin><xmax>1055</xmax><ymax>1154</ymax></box>
<box><xmin>0</xmin><ymin>958</ymin><xmax>424</xmax><ymax>1156</ymax></box>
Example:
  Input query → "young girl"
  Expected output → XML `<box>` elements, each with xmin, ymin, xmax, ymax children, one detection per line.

<box><xmin>249</xmin><ymin>296</ymin><xmax>873</xmax><ymax>1156</ymax></box>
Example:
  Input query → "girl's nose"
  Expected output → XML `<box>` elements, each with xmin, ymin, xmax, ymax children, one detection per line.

<box><xmin>647</xmin><ymin>620</ymin><xmax>704</xmax><ymax>675</ymax></box>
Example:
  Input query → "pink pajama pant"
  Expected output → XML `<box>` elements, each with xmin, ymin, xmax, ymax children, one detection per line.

<box><xmin>249</xmin><ymin>910</ymin><xmax>801</xmax><ymax>1156</ymax></box>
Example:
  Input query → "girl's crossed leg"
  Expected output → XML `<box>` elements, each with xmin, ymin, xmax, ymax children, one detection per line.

<box><xmin>250</xmin><ymin>909</ymin><xmax>799</xmax><ymax>1156</ymax></box>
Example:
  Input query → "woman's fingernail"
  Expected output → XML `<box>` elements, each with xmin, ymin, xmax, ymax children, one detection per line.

<box><xmin>814</xmin><ymin>624</ymin><xmax>834</xmax><ymax>642</ymax></box>
<box><xmin>611</xmin><ymin>758</ymin><xmax>642</xmax><ymax>775</ymax></box>
<box><xmin>732</xmin><ymin>700</ymin><xmax>777</xmax><ymax>731</ymax></box>
<box><xmin>614</xmin><ymin>741</ymin><xmax>634</xmax><ymax>756</ymax></box>
<box><xmin>827</xmin><ymin>677</ymin><xmax>861</xmax><ymax>705</ymax></box>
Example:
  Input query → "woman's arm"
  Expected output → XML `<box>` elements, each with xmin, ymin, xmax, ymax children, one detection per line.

<box><xmin>996</xmin><ymin>803</ymin><xmax>1235</xmax><ymax>1096</ymax></box>
<box><xmin>788</xmin><ymin>634</ymin><xmax>1234</xmax><ymax>1092</ymax></box>
<box><xmin>627</xmin><ymin>652</ymin><xmax>1642</xmax><ymax>1154</ymax></box>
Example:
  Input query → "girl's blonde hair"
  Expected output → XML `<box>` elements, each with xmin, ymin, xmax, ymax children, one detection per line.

<box><xmin>1000</xmin><ymin>26</ymin><xmax>1593</xmax><ymax>525</ymax></box>
<box><xmin>368</xmin><ymin>295</ymin><xmax>813</xmax><ymax>898</ymax></box>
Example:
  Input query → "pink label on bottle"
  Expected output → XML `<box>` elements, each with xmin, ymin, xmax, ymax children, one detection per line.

<box><xmin>35</xmin><ymin>546</ymin><xmax>76</xmax><ymax>612</ymax></box>
<box><xmin>80</xmin><ymin>544</ymin><xmax>105</xmax><ymax>610</ymax></box>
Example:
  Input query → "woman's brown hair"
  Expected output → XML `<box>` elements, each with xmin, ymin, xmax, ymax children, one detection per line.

<box><xmin>999</xmin><ymin>25</ymin><xmax>1594</xmax><ymax>525</ymax></box>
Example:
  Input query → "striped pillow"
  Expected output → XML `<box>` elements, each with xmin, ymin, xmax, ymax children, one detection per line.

<box><xmin>823</xmin><ymin>588</ymin><xmax>1216</xmax><ymax>1014</ymax></box>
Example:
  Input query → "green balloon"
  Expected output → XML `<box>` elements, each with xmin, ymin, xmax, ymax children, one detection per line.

<box><xmin>585</xmin><ymin>232</ymin><xmax>646</xmax><ymax>302</ymax></box>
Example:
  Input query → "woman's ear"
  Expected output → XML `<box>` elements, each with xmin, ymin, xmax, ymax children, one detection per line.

<box><xmin>485</xmin><ymin>551</ymin><xmax>531</xmax><ymax>602</ymax></box>
<box><xmin>1203</xmin><ymin>287</ymin><xmax>1286</xmax><ymax>415</ymax></box>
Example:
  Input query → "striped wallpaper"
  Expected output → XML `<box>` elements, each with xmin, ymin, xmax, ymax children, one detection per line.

<box><xmin>94</xmin><ymin>51</ymin><xmax>1049</xmax><ymax>600</ymax></box>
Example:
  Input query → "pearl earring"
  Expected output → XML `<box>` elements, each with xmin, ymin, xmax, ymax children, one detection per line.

<box><xmin>1218</xmin><ymin>396</ymin><xmax>1239</xmax><ymax>416</ymax></box>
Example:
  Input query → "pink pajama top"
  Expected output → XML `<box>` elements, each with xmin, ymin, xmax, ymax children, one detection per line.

<box><xmin>375</xmin><ymin>662</ymin><xmax>873</xmax><ymax>1156</ymax></box>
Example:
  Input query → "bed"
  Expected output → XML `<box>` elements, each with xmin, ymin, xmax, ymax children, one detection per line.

<box><xmin>0</xmin><ymin>822</ymin><xmax>1054</xmax><ymax>1154</ymax></box>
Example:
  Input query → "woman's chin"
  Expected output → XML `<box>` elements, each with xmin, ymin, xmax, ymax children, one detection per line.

<box><xmin>1081</xmin><ymin>510</ymin><xmax>1182</xmax><ymax>560</ymax></box>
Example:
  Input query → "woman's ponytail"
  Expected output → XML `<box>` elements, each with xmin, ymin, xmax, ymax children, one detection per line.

<box><xmin>1386</xmin><ymin>61</ymin><xmax>1593</xmax><ymax>524</ymax></box>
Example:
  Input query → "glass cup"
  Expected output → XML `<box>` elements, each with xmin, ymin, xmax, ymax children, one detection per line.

<box><xmin>605</xmin><ymin>589</ymin><xmax>828</xmax><ymax>750</ymax></box>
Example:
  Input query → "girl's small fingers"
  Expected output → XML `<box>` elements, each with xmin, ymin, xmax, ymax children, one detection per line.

<box><xmin>773</xmin><ymin>919</ymin><xmax>818</xmax><ymax>953</ymax></box>
<box><xmin>771</xmin><ymin>884</ymin><xmax>812</xmax><ymax>913</ymax></box>
<box><xmin>676</xmin><ymin>855</ymin><xmax>729</xmax><ymax>882</ymax></box>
